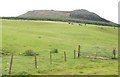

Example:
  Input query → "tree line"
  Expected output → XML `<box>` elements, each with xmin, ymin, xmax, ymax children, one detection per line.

<box><xmin>1</xmin><ymin>17</ymin><xmax>119</xmax><ymax>27</ymax></box>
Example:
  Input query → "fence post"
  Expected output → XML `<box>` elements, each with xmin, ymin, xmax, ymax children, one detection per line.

<box><xmin>74</xmin><ymin>50</ymin><xmax>76</xmax><ymax>59</ymax></box>
<box><xmin>78</xmin><ymin>45</ymin><xmax>80</xmax><ymax>58</ymax></box>
<box><xmin>50</xmin><ymin>51</ymin><xmax>52</xmax><ymax>64</ymax></box>
<box><xmin>112</xmin><ymin>48</ymin><xmax>116</xmax><ymax>59</ymax></box>
<box><xmin>64</xmin><ymin>51</ymin><xmax>67</xmax><ymax>62</ymax></box>
<box><xmin>8</xmin><ymin>53</ymin><xmax>14</xmax><ymax>74</ymax></box>
<box><xmin>35</xmin><ymin>55</ymin><xmax>37</xmax><ymax>68</ymax></box>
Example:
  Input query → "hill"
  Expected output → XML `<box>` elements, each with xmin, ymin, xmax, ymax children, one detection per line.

<box><xmin>19</xmin><ymin>9</ymin><xmax>109</xmax><ymax>22</ymax></box>
<box><xmin>2</xmin><ymin>9</ymin><xmax>118</xmax><ymax>26</ymax></box>
<box><xmin>70</xmin><ymin>9</ymin><xmax>109</xmax><ymax>22</ymax></box>
<box><xmin>19</xmin><ymin>10</ymin><xmax>71</xmax><ymax>19</ymax></box>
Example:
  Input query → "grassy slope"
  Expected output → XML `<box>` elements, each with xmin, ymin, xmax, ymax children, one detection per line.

<box><xmin>2</xmin><ymin>20</ymin><xmax>118</xmax><ymax>75</ymax></box>
<box><xmin>0</xmin><ymin>21</ymin><xmax>1</xmax><ymax>53</ymax></box>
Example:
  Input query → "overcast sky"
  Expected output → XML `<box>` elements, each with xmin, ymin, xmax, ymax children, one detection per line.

<box><xmin>0</xmin><ymin>0</ymin><xmax>119</xmax><ymax>23</ymax></box>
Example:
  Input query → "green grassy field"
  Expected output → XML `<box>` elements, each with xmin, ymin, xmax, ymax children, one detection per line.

<box><xmin>2</xmin><ymin>20</ymin><xmax>118</xmax><ymax>75</ymax></box>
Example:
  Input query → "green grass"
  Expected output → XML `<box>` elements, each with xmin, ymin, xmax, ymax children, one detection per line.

<box><xmin>0</xmin><ymin>20</ymin><xmax>2</xmax><ymax>76</ymax></box>
<box><xmin>2</xmin><ymin>20</ymin><xmax>118</xmax><ymax>75</ymax></box>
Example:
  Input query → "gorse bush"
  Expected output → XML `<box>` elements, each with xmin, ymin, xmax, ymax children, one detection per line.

<box><xmin>50</xmin><ymin>48</ymin><xmax>58</xmax><ymax>53</ymax></box>
<box><xmin>22</xmin><ymin>50</ymin><xmax>39</xmax><ymax>56</ymax></box>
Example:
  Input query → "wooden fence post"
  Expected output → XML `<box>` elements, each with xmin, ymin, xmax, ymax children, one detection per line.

<box><xmin>50</xmin><ymin>51</ymin><xmax>52</xmax><ymax>64</ymax></box>
<box><xmin>74</xmin><ymin>50</ymin><xmax>76</xmax><ymax>59</ymax></box>
<box><xmin>78</xmin><ymin>45</ymin><xmax>80</xmax><ymax>58</ymax></box>
<box><xmin>64</xmin><ymin>51</ymin><xmax>67</xmax><ymax>62</ymax></box>
<box><xmin>8</xmin><ymin>53</ymin><xmax>13</xmax><ymax>74</ymax></box>
<box><xmin>35</xmin><ymin>55</ymin><xmax>37</xmax><ymax>68</ymax></box>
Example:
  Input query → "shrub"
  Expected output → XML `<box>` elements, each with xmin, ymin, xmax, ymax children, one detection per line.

<box><xmin>100</xmin><ymin>27</ymin><xmax>104</xmax><ymax>29</ymax></box>
<box><xmin>22</xmin><ymin>50</ymin><xmax>39</xmax><ymax>56</ymax></box>
<box><xmin>1</xmin><ymin>49</ymin><xmax>11</xmax><ymax>55</ymax></box>
<box><xmin>50</xmin><ymin>48</ymin><xmax>58</xmax><ymax>53</ymax></box>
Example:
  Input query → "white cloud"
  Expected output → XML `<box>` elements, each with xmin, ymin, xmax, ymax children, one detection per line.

<box><xmin>0</xmin><ymin>0</ymin><xmax>119</xmax><ymax>23</ymax></box>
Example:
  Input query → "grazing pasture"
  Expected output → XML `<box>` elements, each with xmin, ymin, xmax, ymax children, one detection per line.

<box><xmin>2</xmin><ymin>20</ymin><xmax>118</xmax><ymax>75</ymax></box>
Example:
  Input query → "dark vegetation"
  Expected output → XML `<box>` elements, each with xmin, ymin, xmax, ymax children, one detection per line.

<box><xmin>2</xmin><ymin>49</ymin><xmax>11</xmax><ymax>56</ymax></box>
<box><xmin>1</xmin><ymin>9</ymin><xmax>119</xmax><ymax>27</ymax></box>
<box><xmin>22</xmin><ymin>50</ymin><xmax>39</xmax><ymax>56</ymax></box>
<box><xmin>50</xmin><ymin>48</ymin><xmax>58</xmax><ymax>53</ymax></box>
